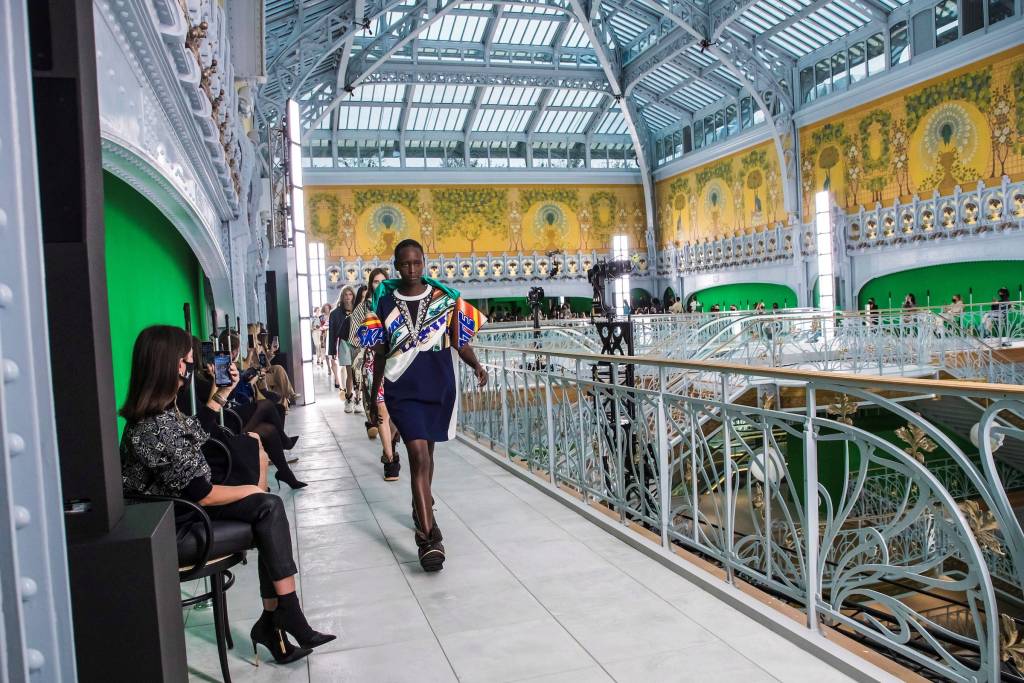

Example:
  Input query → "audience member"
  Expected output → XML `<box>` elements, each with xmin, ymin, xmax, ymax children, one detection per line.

<box><xmin>120</xmin><ymin>326</ymin><xmax>334</xmax><ymax>664</ymax></box>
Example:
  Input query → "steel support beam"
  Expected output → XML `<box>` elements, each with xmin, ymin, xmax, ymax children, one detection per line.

<box><xmin>567</xmin><ymin>0</ymin><xmax>657</xmax><ymax>261</ymax></box>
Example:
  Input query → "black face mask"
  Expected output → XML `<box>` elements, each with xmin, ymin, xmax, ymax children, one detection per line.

<box><xmin>180</xmin><ymin>361</ymin><xmax>194</xmax><ymax>383</ymax></box>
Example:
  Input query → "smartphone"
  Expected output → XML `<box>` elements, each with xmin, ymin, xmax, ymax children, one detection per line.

<box><xmin>200</xmin><ymin>341</ymin><xmax>214</xmax><ymax>367</ymax></box>
<box><xmin>258</xmin><ymin>352</ymin><xmax>269</xmax><ymax>368</ymax></box>
<box><xmin>213</xmin><ymin>351</ymin><xmax>233</xmax><ymax>387</ymax></box>
<box><xmin>247</xmin><ymin>334</ymin><xmax>255</xmax><ymax>349</ymax></box>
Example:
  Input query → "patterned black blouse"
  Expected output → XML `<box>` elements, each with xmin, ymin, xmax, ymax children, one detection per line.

<box><xmin>121</xmin><ymin>408</ymin><xmax>213</xmax><ymax>501</ymax></box>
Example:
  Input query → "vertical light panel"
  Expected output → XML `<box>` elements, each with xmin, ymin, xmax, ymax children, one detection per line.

<box><xmin>309</xmin><ymin>242</ymin><xmax>327</xmax><ymax>311</ymax></box>
<box><xmin>612</xmin><ymin>234</ymin><xmax>630</xmax><ymax>316</ymax></box>
<box><xmin>815</xmin><ymin>191</ymin><xmax>835</xmax><ymax>341</ymax></box>
<box><xmin>287</xmin><ymin>98</ymin><xmax>315</xmax><ymax>403</ymax></box>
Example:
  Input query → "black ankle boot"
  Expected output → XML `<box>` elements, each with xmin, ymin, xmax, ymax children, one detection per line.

<box><xmin>273</xmin><ymin>592</ymin><xmax>336</xmax><ymax>649</ymax></box>
<box><xmin>250</xmin><ymin>610</ymin><xmax>311</xmax><ymax>665</ymax></box>
<box><xmin>283</xmin><ymin>435</ymin><xmax>299</xmax><ymax>451</ymax></box>
<box><xmin>415</xmin><ymin>526</ymin><xmax>445</xmax><ymax>572</ymax></box>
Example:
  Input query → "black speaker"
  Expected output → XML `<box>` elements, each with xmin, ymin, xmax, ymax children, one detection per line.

<box><xmin>30</xmin><ymin>0</ymin><xmax>122</xmax><ymax>540</ymax></box>
<box><xmin>265</xmin><ymin>270</ymin><xmax>279</xmax><ymax>339</ymax></box>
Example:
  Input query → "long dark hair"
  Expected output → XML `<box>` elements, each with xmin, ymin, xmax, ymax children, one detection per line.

<box><xmin>119</xmin><ymin>325</ymin><xmax>192</xmax><ymax>422</ymax></box>
<box><xmin>366</xmin><ymin>267</ymin><xmax>388</xmax><ymax>302</ymax></box>
<box><xmin>353</xmin><ymin>284</ymin><xmax>368</xmax><ymax>307</ymax></box>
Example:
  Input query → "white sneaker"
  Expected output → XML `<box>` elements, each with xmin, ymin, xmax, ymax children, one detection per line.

<box><xmin>344</xmin><ymin>399</ymin><xmax>354</xmax><ymax>413</ymax></box>
<box><xmin>353</xmin><ymin>400</ymin><xmax>363</xmax><ymax>414</ymax></box>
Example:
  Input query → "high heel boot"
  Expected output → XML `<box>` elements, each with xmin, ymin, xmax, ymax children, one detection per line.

<box><xmin>250</xmin><ymin>610</ymin><xmax>311</xmax><ymax>665</ymax></box>
<box><xmin>275</xmin><ymin>471</ymin><xmax>308</xmax><ymax>490</ymax></box>
<box><xmin>273</xmin><ymin>592</ymin><xmax>336</xmax><ymax>649</ymax></box>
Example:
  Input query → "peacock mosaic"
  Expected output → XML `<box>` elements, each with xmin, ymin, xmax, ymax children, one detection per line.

<box><xmin>305</xmin><ymin>184</ymin><xmax>646</xmax><ymax>260</ymax></box>
<box><xmin>654</xmin><ymin>140</ymin><xmax>785</xmax><ymax>247</ymax></box>
<box><xmin>799</xmin><ymin>46</ymin><xmax>1024</xmax><ymax>221</ymax></box>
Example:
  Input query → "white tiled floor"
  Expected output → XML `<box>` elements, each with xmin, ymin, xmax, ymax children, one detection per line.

<box><xmin>183</xmin><ymin>375</ymin><xmax>855</xmax><ymax>682</ymax></box>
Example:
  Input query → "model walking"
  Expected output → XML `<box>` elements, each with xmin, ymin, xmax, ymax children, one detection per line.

<box><xmin>349</xmin><ymin>267</ymin><xmax>402</xmax><ymax>480</ymax></box>
<box><xmin>358</xmin><ymin>239</ymin><xmax>487</xmax><ymax>571</ymax></box>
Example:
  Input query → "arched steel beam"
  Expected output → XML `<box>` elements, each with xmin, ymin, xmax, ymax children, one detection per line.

<box><xmin>567</xmin><ymin>0</ymin><xmax>657</xmax><ymax>258</ymax></box>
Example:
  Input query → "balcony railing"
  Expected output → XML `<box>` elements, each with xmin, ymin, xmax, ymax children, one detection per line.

<box><xmin>332</xmin><ymin>250</ymin><xmax>652</xmax><ymax>288</ymax></box>
<box><xmin>457</xmin><ymin>345</ymin><xmax>1024</xmax><ymax>681</ymax></box>
<box><xmin>662</xmin><ymin>178</ymin><xmax>1024</xmax><ymax>275</ymax></box>
<box><xmin>844</xmin><ymin>177</ymin><xmax>1024</xmax><ymax>250</ymax></box>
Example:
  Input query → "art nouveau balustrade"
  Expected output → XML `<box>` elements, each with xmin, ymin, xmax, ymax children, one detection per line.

<box><xmin>663</xmin><ymin>178</ymin><xmax>1024</xmax><ymax>276</ymax></box>
<box><xmin>658</xmin><ymin>224</ymin><xmax>798</xmax><ymax>276</ymax></box>
<box><xmin>331</xmin><ymin>250</ymin><xmax>652</xmax><ymax>288</ymax></box>
<box><xmin>477</xmin><ymin>306</ymin><xmax>1024</xmax><ymax>384</ymax></box>
<box><xmin>456</xmin><ymin>345</ymin><xmax>1024</xmax><ymax>681</ymax></box>
<box><xmin>844</xmin><ymin>177</ymin><xmax>1024</xmax><ymax>250</ymax></box>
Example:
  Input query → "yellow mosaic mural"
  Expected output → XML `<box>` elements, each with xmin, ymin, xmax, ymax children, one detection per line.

<box><xmin>305</xmin><ymin>184</ymin><xmax>646</xmax><ymax>259</ymax></box>
<box><xmin>799</xmin><ymin>45</ymin><xmax>1024</xmax><ymax>221</ymax></box>
<box><xmin>654</xmin><ymin>140</ymin><xmax>786</xmax><ymax>247</ymax></box>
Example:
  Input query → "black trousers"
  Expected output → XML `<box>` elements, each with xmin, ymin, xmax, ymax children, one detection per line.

<box><xmin>206</xmin><ymin>493</ymin><xmax>297</xmax><ymax>598</ymax></box>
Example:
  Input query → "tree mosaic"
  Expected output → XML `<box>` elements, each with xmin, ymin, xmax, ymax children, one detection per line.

<box><xmin>430</xmin><ymin>187</ymin><xmax>507</xmax><ymax>254</ymax></box>
<box><xmin>518</xmin><ymin>188</ymin><xmax>579</xmax><ymax>212</ymax></box>
<box><xmin>986</xmin><ymin>85</ymin><xmax>1015</xmax><ymax>177</ymax></box>
<box><xmin>1013</xmin><ymin>61</ymin><xmax>1024</xmax><ymax>154</ymax></box>
<box><xmin>904</xmin><ymin>68</ymin><xmax>992</xmax><ymax>132</ymax></box>
<box><xmin>307</xmin><ymin>192</ymin><xmax>341</xmax><ymax>250</ymax></box>
<box><xmin>588</xmin><ymin>190</ymin><xmax>619</xmax><ymax>243</ymax></box>
<box><xmin>353</xmin><ymin>189</ymin><xmax>420</xmax><ymax>216</ymax></box>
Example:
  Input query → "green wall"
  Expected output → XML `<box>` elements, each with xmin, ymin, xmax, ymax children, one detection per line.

<box><xmin>691</xmin><ymin>283</ymin><xmax>796</xmax><ymax>310</ymax></box>
<box><xmin>858</xmin><ymin>260</ymin><xmax>1024</xmax><ymax>310</ymax></box>
<box><xmin>104</xmin><ymin>173</ymin><xmax>209</xmax><ymax>434</ymax></box>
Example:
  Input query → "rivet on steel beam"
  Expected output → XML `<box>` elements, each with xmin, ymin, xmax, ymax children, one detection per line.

<box><xmin>3</xmin><ymin>359</ymin><xmax>18</xmax><ymax>383</ymax></box>
<box><xmin>26</xmin><ymin>648</ymin><xmax>44</xmax><ymax>671</ymax></box>
<box><xmin>8</xmin><ymin>432</ymin><xmax>24</xmax><ymax>455</ymax></box>
<box><xmin>20</xmin><ymin>577</ymin><xmax>37</xmax><ymax>600</ymax></box>
<box><xmin>13</xmin><ymin>506</ymin><xmax>30</xmax><ymax>528</ymax></box>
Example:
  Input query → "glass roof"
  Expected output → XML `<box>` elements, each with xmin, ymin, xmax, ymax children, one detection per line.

<box><xmin>260</xmin><ymin>0</ymin><xmax>916</xmax><ymax>169</ymax></box>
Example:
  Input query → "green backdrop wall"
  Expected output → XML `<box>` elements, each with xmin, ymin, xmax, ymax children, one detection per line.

<box><xmin>858</xmin><ymin>260</ymin><xmax>1024</xmax><ymax>310</ymax></box>
<box><xmin>104</xmin><ymin>172</ymin><xmax>209</xmax><ymax>434</ymax></box>
<box><xmin>690</xmin><ymin>283</ymin><xmax>797</xmax><ymax>310</ymax></box>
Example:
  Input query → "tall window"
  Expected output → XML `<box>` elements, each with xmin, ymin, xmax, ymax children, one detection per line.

<box><xmin>890</xmin><ymin>21</ymin><xmax>910</xmax><ymax>66</ymax></box>
<box><xmin>866</xmin><ymin>33</ymin><xmax>886</xmax><ymax>75</ymax></box>
<box><xmin>990</xmin><ymin>0</ymin><xmax>1014</xmax><ymax>23</ymax></box>
<box><xmin>935</xmin><ymin>0</ymin><xmax>959</xmax><ymax>46</ymax></box>
<box><xmin>848</xmin><ymin>42</ymin><xmax>867</xmax><ymax>84</ymax></box>
<box><xmin>962</xmin><ymin>0</ymin><xmax>984</xmax><ymax>34</ymax></box>
<box><xmin>831</xmin><ymin>51</ymin><xmax>848</xmax><ymax>90</ymax></box>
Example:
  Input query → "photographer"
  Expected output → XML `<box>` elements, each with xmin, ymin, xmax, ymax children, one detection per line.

<box><xmin>120</xmin><ymin>326</ymin><xmax>334</xmax><ymax>664</ymax></box>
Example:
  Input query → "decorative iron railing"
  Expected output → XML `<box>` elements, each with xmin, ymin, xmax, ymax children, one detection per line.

<box><xmin>457</xmin><ymin>346</ymin><xmax>1024</xmax><ymax>681</ymax></box>
<box><xmin>477</xmin><ymin>308</ymin><xmax>1023</xmax><ymax>385</ymax></box>
<box><xmin>843</xmin><ymin>177</ymin><xmax>1024</xmax><ymax>250</ymax></box>
<box><xmin>331</xmin><ymin>250</ymin><xmax>651</xmax><ymax>288</ymax></box>
<box><xmin>660</xmin><ymin>178</ymin><xmax>1024</xmax><ymax>275</ymax></box>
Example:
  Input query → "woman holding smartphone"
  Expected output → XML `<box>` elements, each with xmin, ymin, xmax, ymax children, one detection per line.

<box><xmin>120</xmin><ymin>326</ymin><xmax>334</xmax><ymax>664</ymax></box>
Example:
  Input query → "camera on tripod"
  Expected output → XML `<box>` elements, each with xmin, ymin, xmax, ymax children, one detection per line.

<box><xmin>527</xmin><ymin>286</ymin><xmax>545</xmax><ymax>310</ymax></box>
<box><xmin>587</xmin><ymin>258</ymin><xmax>634</xmax><ymax>320</ymax></box>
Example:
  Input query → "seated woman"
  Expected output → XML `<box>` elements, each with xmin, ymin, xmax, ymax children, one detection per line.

<box><xmin>179</xmin><ymin>337</ymin><xmax>303</xmax><ymax>489</ymax></box>
<box><xmin>217</xmin><ymin>330</ymin><xmax>301</xmax><ymax>457</ymax></box>
<box><xmin>120</xmin><ymin>325</ymin><xmax>334</xmax><ymax>663</ymax></box>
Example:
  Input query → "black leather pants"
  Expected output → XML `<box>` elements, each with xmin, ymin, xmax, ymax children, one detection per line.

<box><xmin>207</xmin><ymin>493</ymin><xmax>297</xmax><ymax>598</ymax></box>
